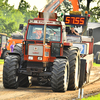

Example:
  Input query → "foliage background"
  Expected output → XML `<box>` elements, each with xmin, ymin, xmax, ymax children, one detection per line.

<box><xmin>0</xmin><ymin>0</ymin><xmax>38</xmax><ymax>36</ymax></box>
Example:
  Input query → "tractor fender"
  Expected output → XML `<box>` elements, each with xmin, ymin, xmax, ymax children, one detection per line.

<box><xmin>1</xmin><ymin>49</ymin><xmax>9</xmax><ymax>59</ymax></box>
<box><xmin>2</xmin><ymin>48</ymin><xmax>7</xmax><ymax>52</ymax></box>
<box><xmin>8</xmin><ymin>52</ymin><xmax>21</xmax><ymax>57</ymax></box>
<box><xmin>56</xmin><ymin>56</ymin><xmax>68</xmax><ymax>59</ymax></box>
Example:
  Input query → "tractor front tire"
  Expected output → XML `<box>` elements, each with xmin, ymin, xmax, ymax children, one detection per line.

<box><xmin>13</xmin><ymin>44</ymin><xmax>24</xmax><ymax>64</ymax></box>
<box><xmin>13</xmin><ymin>44</ymin><xmax>29</xmax><ymax>87</ymax></box>
<box><xmin>3</xmin><ymin>55</ymin><xmax>20</xmax><ymax>89</ymax></box>
<box><xmin>63</xmin><ymin>47</ymin><xmax>80</xmax><ymax>90</ymax></box>
<box><xmin>18</xmin><ymin>74</ymin><xmax>29</xmax><ymax>87</ymax></box>
<box><xmin>51</xmin><ymin>58</ymin><xmax>69</xmax><ymax>92</ymax></box>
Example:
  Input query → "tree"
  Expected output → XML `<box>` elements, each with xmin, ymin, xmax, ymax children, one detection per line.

<box><xmin>80</xmin><ymin>0</ymin><xmax>93</xmax><ymax>10</ymax></box>
<box><xmin>89</xmin><ymin>0</ymin><xmax>100</xmax><ymax>22</ymax></box>
<box><xmin>45</xmin><ymin>0</ymin><xmax>72</xmax><ymax>21</ymax></box>
<box><xmin>87</xmin><ymin>0</ymin><xmax>93</xmax><ymax>10</ymax></box>
<box><xmin>18</xmin><ymin>0</ymin><xmax>38</xmax><ymax>23</ymax></box>
<box><xmin>18</xmin><ymin>0</ymin><xmax>30</xmax><ymax>14</ymax></box>
<box><xmin>80</xmin><ymin>0</ymin><xmax>100</xmax><ymax>22</ymax></box>
<box><xmin>24</xmin><ymin>6</ymin><xmax>38</xmax><ymax>23</ymax></box>
<box><xmin>0</xmin><ymin>0</ymin><xmax>25</xmax><ymax>36</ymax></box>
<box><xmin>0</xmin><ymin>0</ymin><xmax>39</xmax><ymax>36</ymax></box>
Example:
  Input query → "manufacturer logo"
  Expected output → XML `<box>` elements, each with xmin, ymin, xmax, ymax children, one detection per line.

<box><xmin>34</xmin><ymin>47</ymin><xmax>38</xmax><ymax>51</ymax></box>
<box><xmin>33</xmin><ymin>52</ymin><xmax>39</xmax><ymax>54</ymax></box>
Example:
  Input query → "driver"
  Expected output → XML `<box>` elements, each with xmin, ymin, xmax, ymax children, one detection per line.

<box><xmin>68</xmin><ymin>25</ymin><xmax>79</xmax><ymax>35</ymax></box>
<box><xmin>33</xmin><ymin>29</ymin><xmax>43</xmax><ymax>39</ymax></box>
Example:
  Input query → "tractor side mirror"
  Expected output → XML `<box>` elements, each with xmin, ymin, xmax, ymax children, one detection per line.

<box><xmin>66</xmin><ymin>27</ymin><xmax>70</xmax><ymax>32</ymax></box>
<box><xmin>25</xmin><ymin>25</ymin><xmax>27</xmax><ymax>30</ymax></box>
<box><xmin>89</xmin><ymin>28</ymin><xmax>93</xmax><ymax>36</ymax></box>
<box><xmin>19</xmin><ymin>24</ymin><xmax>24</xmax><ymax>30</ymax></box>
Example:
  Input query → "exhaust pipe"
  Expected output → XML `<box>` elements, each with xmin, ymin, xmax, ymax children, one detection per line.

<box><xmin>43</xmin><ymin>24</ymin><xmax>46</xmax><ymax>45</ymax></box>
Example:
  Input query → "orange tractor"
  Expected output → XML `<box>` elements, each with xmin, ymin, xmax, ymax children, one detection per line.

<box><xmin>3</xmin><ymin>11</ymin><xmax>93</xmax><ymax>92</ymax></box>
<box><xmin>1</xmin><ymin>32</ymin><xmax>23</xmax><ymax>58</ymax></box>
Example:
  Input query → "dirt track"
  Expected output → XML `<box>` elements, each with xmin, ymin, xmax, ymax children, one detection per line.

<box><xmin>0</xmin><ymin>65</ymin><xmax>100</xmax><ymax>100</ymax></box>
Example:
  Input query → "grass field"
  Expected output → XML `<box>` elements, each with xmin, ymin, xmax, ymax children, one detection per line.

<box><xmin>93</xmin><ymin>62</ymin><xmax>100</xmax><ymax>67</ymax></box>
<box><xmin>82</xmin><ymin>93</ymin><xmax>100</xmax><ymax>100</ymax></box>
<box><xmin>0</xmin><ymin>59</ymin><xmax>4</xmax><ymax>64</ymax></box>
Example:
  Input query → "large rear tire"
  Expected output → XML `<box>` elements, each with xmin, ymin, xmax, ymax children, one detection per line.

<box><xmin>96</xmin><ymin>51</ymin><xmax>100</xmax><ymax>64</ymax></box>
<box><xmin>3</xmin><ymin>55</ymin><xmax>20</xmax><ymax>89</ymax></box>
<box><xmin>63</xmin><ymin>47</ymin><xmax>80</xmax><ymax>90</ymax></box>
<box><xmin>51</xmin><ymin>58</ymin><xmax>69</xmax><ymax>92</ymax></box>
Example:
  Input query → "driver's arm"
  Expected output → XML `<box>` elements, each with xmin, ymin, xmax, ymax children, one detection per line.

<box><xmin>74</xmin><ymin>30</ymin><xmax>79</xmax><ymax>35</ymax></box>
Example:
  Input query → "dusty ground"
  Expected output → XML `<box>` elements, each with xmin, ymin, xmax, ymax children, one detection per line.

<box><xmin>0</xmin><ymin>65</ymin><xmax>100</xmax><ymax>100</ymax></box>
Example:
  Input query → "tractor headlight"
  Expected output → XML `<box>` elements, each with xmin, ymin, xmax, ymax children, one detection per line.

<box><xmin>38</xmin><ymin>57</ymin><xmax>42</xmax><ymax>60</ymax></box>
<box><xmin>28</xmin><ymin>56</ymin><xmax>33</xmax><ymax>60</ymax></box>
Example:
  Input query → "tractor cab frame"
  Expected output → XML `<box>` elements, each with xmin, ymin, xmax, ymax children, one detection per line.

<box><xmin>0</xmin><ymin>33</ymin><xmax>7</xmax><ymax>58</ymax></box>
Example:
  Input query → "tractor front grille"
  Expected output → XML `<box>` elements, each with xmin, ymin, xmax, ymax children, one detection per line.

<box><xmin>28</xmin><ymin>45</ymin><xmax>43</xmax><ymax>56</ymax></box>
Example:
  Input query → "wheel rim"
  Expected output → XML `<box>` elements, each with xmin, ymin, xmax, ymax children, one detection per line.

<box><xmin>64</xmin><ymin>65</ymin><xmax>68</xmax><ymax>89</ymax></box>
<box><xmin>16</xmin><ymin>63</ymin><xmax>19</xmax><ymax>82</ymax></box>
<box><xmin>75</xmin><ymin>56</ymin><xmax>79</xmax><ymax>88</ymax></box>
<box><xmin>16</xmin><ymin>63</ymin><xmax>19</xmax><ymax>69</ymax></box>
<box><xmin>16</xmin><ymin>76</ymin><xmax>18</xmax><ymax>81</ymax></box>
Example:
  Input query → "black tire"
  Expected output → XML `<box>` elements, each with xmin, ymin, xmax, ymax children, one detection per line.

<box><xmin>3</xmin><ymin>55</ymin><xmax>20</xmax><ymax>89</ymax></box>
<box><xmin>96</xmin><ymin>52</ymin><xmax>100</xmax><ymax>64</ymax></box>
<box><xmin>79</xmin><ymin>59</ymin><xmax>86</xmax><ymax>88</ymax></box>
<box><xmin>2</xmin><ymin>50</ymin><xmax>9</xmax><ymax>59</ymax></box>
<box><xmin>18</xmin><ymin>74</ymin><xmax>29</xmax><ymax>87</ymax></box>
<box><xmin>51</xmin><ymin>58</ymin><xmax>69</xmax><ymax>92</ymax></box>
<box><xmin>13</xmin><ymin>44</ymin><xmax>29</xmax><ymax>87</ymax></box>
<box><xmin>13</xmin><ymin>44</ymin><xmax>24</xmax><ymax>64</ymax></box>
<box><xmin>63</xmin><ymin>47</ymin><xmax>80</xmax><ymax>90</ymax></box>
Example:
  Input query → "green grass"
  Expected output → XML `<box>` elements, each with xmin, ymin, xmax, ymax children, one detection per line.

<box><xmin>0</xmin><ymin>59</ymin><xmax>4</xmax><ymax>64</ymax></box>
<box><xmin>93</xmin><ymin>62</ymin><xmax>100</xmax><ymax>67</ymax></box>
<box><xmin>82</xmin><ymin>93</ymin><xmax>100</xmax><ymax>100</ymax></box>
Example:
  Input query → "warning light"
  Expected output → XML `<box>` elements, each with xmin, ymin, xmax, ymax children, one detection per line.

<box><xmin>85</xmin><ymin>11</ymin><xmax>88</xmax><ymax>15</ymax></box>
<box><xmin>61</xmin><ymin>13</ymin><xmax>63</xmax><ymax>17</ymax></box>
<box><xmin>88</xmin><ymin>14</ymin><xmax>90</xmax><ymax>18</ymax></box>
<box><xmin>88</xmin><ymin>14</ymin><xmax>90</xmax><ymax>19</ymax></box>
